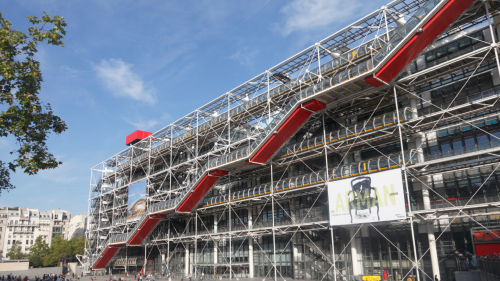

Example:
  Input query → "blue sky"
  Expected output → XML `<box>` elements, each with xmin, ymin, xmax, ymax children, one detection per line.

<box><xmin>0</xmin><ymin>0</ymin><xmax>389</xmax><ymax>216</ymax></box>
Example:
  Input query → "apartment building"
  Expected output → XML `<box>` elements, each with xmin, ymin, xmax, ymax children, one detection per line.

<box><xmin>0</xmin><ymin>208</ymin><xmax>7</xmax><ymax>257</ymax></box>
<box><xmin>68</xmin><ymin>214</ymin><xmax>87</xmax><ymax>239</ymax></box>
<box><xmin>2</xmin><ymin>208</ymin><xmax>71</xmax><ymax>259</ymax></box>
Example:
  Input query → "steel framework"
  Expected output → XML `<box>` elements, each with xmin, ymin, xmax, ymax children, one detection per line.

<box><xmin>85</xmin><ymin>1</ymin><xmax>500</xmax><ymax>280</ymax></box>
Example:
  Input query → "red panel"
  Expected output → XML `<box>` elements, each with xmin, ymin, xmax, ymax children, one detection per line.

<box><xmin>249</xmin><ymin>100</ymin><xmax>326</xmax><ymax>164</ymax></box>
<box><xmin>365</xmin><ymin>0</ymin><xmax>475</xmax><ymax>87</ymax></box>
<box><xmin>127</xmin><ymin>216</ymin><xmax>164</xmax><ymax>245</ymax></box>
<box><xmin>475</xmin><ymin>243</ymin><xmax>500</xmax><ymax>256</ymax></box>
<box><xmin>364</xmin><ymin>76</ymin><xmax>385</xmax><ymax>87</ymax></box>
<box><xmin>93</xmin><ymin>245</ymin><xmax>124</xmax><ymax>269</ymax></box>
<box><xmin>126</xmin><ymin>130</ymin><xmax>153</xmax><ymax>146</ymax></box>
<box><xmin>474</xmin><ymin>231</ymin><xmax>500</xmax><ymax>242</ymax></box>
<box><xmin>209</xmin><ymin>170</ymin><xmax>229</xmax><ymax>177</ymax></box>
<box><xmin>176</xmin><ymin>170</ymin><xmax>227</xmax><ymax>212</ymax></box>
<box><xmin>302</xmin><ymin>100</ymin><xmax>327</xmax><ymax>111</ymax></box>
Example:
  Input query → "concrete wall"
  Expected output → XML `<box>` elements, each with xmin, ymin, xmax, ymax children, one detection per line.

<box><xmin>0</xmin><ymin>266</ymin><xmax>63</xmax><ymax>278</ymax></box>
<box><xmin>0</xmin><ymin>262</ymin><xmax>29</xmax><ymax>271</ymax></box>
<box><xmin>67</xmin><ymin>262</ymin><xmax>82</xmax><ymax>276</ymax></box>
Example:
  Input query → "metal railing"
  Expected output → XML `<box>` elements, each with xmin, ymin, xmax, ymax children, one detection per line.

<box><xmin>479</xmin><ymin>257</ymin><xmax>500</xmax><ymax>278</ymax></box>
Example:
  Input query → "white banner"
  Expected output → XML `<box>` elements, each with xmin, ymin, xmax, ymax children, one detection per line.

<box><xmin>328</xmin><ymin>168</ymin><xmax>407</xmax><ymax>226</ymax></box>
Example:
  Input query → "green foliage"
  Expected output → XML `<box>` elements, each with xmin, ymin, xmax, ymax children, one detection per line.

<box><xmin>0</xmin><ymin>12</ymin><xmax>68</xmax><ymax>195</ymax></box>
<box><xmin>28</xmin><ymin>236</ymin><xmax>50</xmax><ymax>267</ymax></box>
<box><xmin>69</xmin><ymin>236</ymin><xmax>85</xmax><ymax>256</ymax></box>
<box><xmin>6</xmin><ymin>240</ymin><xmax>25</xmax><ymax>260</ymax></box>
<box><xmin>41</xmin><ymin>235</ymin><xmax>84</xmax><ymax>267</ymax></box>
<box><xmin>44</xmin><ymin>235</ymin><xmax>67</xmax><ymax>266</ymax></box>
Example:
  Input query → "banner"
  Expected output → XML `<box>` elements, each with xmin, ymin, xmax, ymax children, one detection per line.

<box><xmin>127</xmin><ymin>179</ymin><xmax>147</xmax><ymax>222</ymax></box>
<box><xmin>328</xmin><ymin>168</ymin><xmax>407</xmax><ymax>226</ymax></box>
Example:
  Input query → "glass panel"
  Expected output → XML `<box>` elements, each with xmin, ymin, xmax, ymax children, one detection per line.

<box><xmin>359</xmin><ymin>162</ymin><xmax>368</xmax><ymax>173</ymax></box>
<box><xmin>342</xmin><ymin>166</ymin><xmax>350</xmax><ymax>177</ymax></box>
<box><xmin>477</xmin><ymin>133</ymin><xmax>489</xmax><ymax>150</ymax></box>
<box><xmin>490</xmin><ymin>129</ymin><xmax>500</xmax><ymax>147</ymax></box>
<box><xmin>452</xmin><ymin>138</ymin><xmax>463</xmax><ymax>155</ymax></box>
<box><xmin>440</xmin><ymin>140</ymin><xmax>452</xmax><ymax>157</ymax></box>
<box><xmin>464</xmin><ymin>135</ymin><xmax>476</xmax><ymax>153</ymax></box>
<box><xmin>339</xmin><ymin>70</ymin><xmax>349</xmax><ymax>82</ymax></box>
<box><xmin>379</xmin><ymin>158</ymin><xmax>388</xmax><ymax>169</ymax></box>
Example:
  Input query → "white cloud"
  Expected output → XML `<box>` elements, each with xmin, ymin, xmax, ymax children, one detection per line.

<box><xmin>278</xmin><ymin>0</ymin><xmax>363</xmax><ymax>36</ymax></box>
<box><xmin>123</xmin><ymin>112</ymin><xmax>172</xmax><ymax>130</ymax></box>
<box><xmin>60</xmin><ymin>65</ymin><xmax>86</xmax><ymax>79</ymax></box>
<box><xmin>38</xmin><ymin>158</ymin><xmax>81</xmax><ymax>184</ymax></box>
<box><xmin>125</xmin><ymin>118</ymin><xmax>160</xmax><ymax>130</ymax></box>
<box><xmin>94</xmin><ymin>58</ymin><xmax>156</xmax><ymax>104</ymax></box>
<box><xmin>230</xmin><ymin>48</ymin><xmax>260</xmax><ymax>67</ymax></box>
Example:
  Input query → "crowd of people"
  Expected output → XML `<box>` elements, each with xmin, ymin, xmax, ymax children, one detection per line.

<box><xmin>0</xmin><ymin>273</ymin><xmax>81</xmax><ymax>281</ymax></box>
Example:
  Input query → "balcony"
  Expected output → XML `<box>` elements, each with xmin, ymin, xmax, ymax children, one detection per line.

<box><xmin>7</xmin><ymin>222</ymin><xmax>39</xmax><ymax>226</ymax></box>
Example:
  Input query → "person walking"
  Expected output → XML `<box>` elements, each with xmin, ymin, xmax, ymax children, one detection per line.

<box><xmin>454</xmin><ymin>250</ymin><xmax>468</xmax><ymax>271</ymax></box>
<box><xmin>434</xmin><ymin>275</ymin><xmax>439</xmax><ymax>281</ymax></box>
<box><xmin>188</xmin><ymin>273</ymin><xmax>192</xmax><ymax>281</ymax></box>
<box><xmin>470</xmin><ymin>253</ymin><xmax>477</xmax><ymax>270</ymax></box>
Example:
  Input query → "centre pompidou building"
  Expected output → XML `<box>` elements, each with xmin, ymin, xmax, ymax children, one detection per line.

<box><xmin>85</xmin><ymin>1</ymin><xmax>500</xmax><ymax>280</ymax></box>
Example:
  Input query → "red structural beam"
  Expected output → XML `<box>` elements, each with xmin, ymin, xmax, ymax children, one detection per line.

<box><xmin>247</xmin><ymin>99</ymin><xmax>326</xmax><ymax>165</ymax></box>
<box><xmin>126</xmin><ymin>130</ymin><xmax>153</xmax><ymax>146</ymax></box>
<box><xmin>92</xmin><ymin>244</ymin><xmax>124</xmax><ymax>269</ymax></box>
<box><xmin>176</xmin><ymin>170</ymin><xmax>229</xmax><ymax>213</ymax></box>
<box><xmin>127</xmin><ymin>214</ymin><xmax>167</xmax><ymax>246</ymax></box>
<box><xmin>365</xmin><ymin>0</ymin><xmax>475</xmax><ymax>87</ymax></box>
<box><xmin>475</xmin><ymin>243</ymin><xmax>500</xmax><ymax>256</ymax></box>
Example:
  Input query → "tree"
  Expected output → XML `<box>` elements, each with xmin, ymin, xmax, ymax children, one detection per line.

<box><xmin>0</xmin><ymin>12</ymin><xmax>68</xmax><ymax>194</ymax></box>
<box><xmin>69</xmin><ymin>236</ymin><xmax>85</xmax><ymax>257</ymax></box>
<box><xmin>28</xmin><ymin>236</ymin><xmax>50</xmax><ymax>267</ymax></box>
<box><xmin>6</xmin><ymin>240</ymin><xmax>25</xmax><ymax>260</ymax></box>
<box><xmin>44</xmin><ymin>235</ymin><xmax>72</xmax><ymax>267</ymax></box>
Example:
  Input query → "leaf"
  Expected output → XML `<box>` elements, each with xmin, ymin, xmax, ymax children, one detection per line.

<box><xmin>0</xmin><ymin>12</ymin><xmax>68</xmax><ymax>194</ymax></box>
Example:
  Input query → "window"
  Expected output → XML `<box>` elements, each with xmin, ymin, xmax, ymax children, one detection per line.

<box><xmin>0</xmin><ymin>227</ymin><xmax>2</xmax><ymax>231</ymax></box>
<box><xmin>490</xmin><ymin>129</ymin><xmax>500</xmax><ymax>147</ymax></box>
<box><xmin>464</xmin><ymin>135</ymin><xmax>476</xmax><ymax>153</ymax></box>
<box><xmin>26</xmin><ymin>240</ymin><xmax>28</xmax><ymax>244</ymax></box>
<box><xmin>30</xmin><ymin>240</ymin><xmax>33</xmax><ymax>245</ymax></box>
<box><xmin>7</xmin><ymin>240</ymin><xmax>10</xmax><ymax>244</ymax></box>
<box><xmin>440</xmin><ymin>140</ymin><xmax>451</xmax><ymax>157</ymax></box>
<box><xmin>452</xmin><ymin>138</ymin><xmax>463</xmax><ymax>155</ymax></box>
<box><xmin>476</xmin><ymin>133</ymin><xmax>489</xmax><ymax>150</ymax></box>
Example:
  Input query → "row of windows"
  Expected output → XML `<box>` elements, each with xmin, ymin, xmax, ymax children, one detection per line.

<box><xmin>7</xmin><ymin>239</ymin><xmax>34</xmax><ymax>245</ymax></box>
<box><xmin>413</xmin><ymin>164</ymin><xmax>500</xmax><ymax>203</ymax></box>
<box><xmin>8</xmin><ymin>234</ymin><xmax>35</xmax><ymax>238</ymax></box>
<box><xmin>425</xmin><ymin>128</ymin><xmax>500</xmax><ymax>160</ymax></box>
<box><xmin>425</xmin><ymin>31</ymin><xmax>485</xmax><ymax>63</ymax></box>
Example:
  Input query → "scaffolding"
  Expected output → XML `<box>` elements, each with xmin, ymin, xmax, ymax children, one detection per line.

<box><xmin>85</xmin><ymin>1</ymin><xmax>500</xmax><ymax>280</ymax></box>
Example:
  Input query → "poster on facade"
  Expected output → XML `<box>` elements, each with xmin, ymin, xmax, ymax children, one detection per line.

<box><xmin>328</xmin><ymin>168</ymin><xmax>407</xmax><ymax>226</ymax></box>
<box><xmin>127</xmin><ymin>179</ymin><xmax>147</xmax><ymax>222</ymax></box>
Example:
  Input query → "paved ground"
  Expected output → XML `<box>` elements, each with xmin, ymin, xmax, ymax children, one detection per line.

<box><xmin>86</xmin><ymin>276</ymin><xmax>289</xmax><ymax>281</ymax></box>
